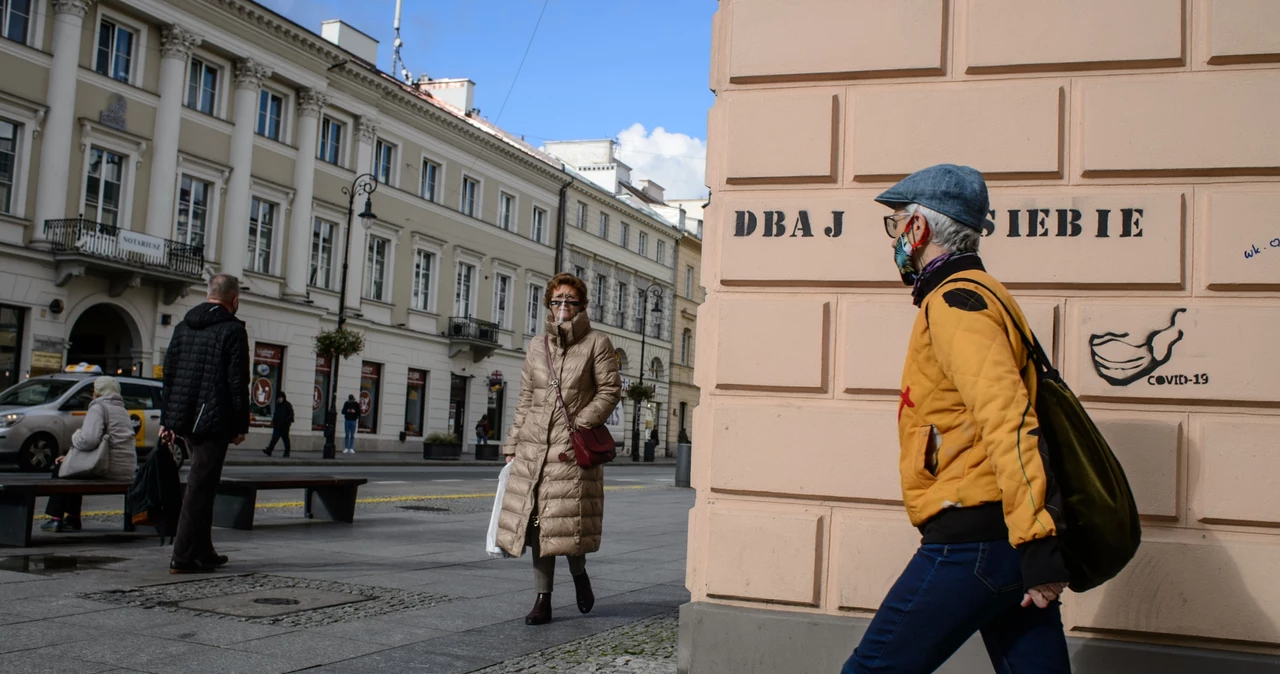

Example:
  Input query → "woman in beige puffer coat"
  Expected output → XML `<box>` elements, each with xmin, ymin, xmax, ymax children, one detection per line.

<box><xmin>498</xmin><ymin>273</ymin><xmax>621</xmax><ymax>626</ymax></box>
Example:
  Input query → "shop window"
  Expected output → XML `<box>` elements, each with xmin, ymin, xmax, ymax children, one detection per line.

<box><xmin>0</xmin><ymin>304</ymin><xmax>23</xmax><ymax>390</ymax></box>
<box><xmin>249</xmin><ymin>343</ymin><xmax>284</xmax><ymax>427</ymax></box>
<box><xmin>359</xmin><ymin>361</ymin><xmax>382</xmax><ymax>433</ymax></box>
<box><xmin>404</xmin><ymin>369</ymin><xmax>427</xmax><ymax>437</ymax></box>
<box><xmin>312</xmin><ymin>355</ymin><xmax>331</xmax><ymax>431</ymax></box>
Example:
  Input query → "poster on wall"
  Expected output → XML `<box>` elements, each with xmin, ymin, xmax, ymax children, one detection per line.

<box><xmin>249</xmin><ymin>343</ymin><xmax>284</xmax><ymax>427</ymax></box>
<box><xmin>359</xmin><ymin>361</ymin><xmax>381</xmax><ymax>433</ymax></box>
<box><xmin>312</xmin><ymin>355</ymin><xmax>331</xmax><ymax>431</ymax></box>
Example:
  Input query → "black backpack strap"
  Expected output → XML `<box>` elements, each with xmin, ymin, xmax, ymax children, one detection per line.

<box><xmin>935</xmin><ymin>277</ymin><xmax>1058</xmax><ymax>379</ymax></box>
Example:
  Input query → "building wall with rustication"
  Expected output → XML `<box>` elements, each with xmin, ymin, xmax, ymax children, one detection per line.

<box><xmin>683</xmin><ymin>1</ymin><xmax>1280</xmax><ymax>671</ymax></box>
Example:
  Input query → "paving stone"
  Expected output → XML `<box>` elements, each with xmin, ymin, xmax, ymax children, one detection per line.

<box><xmin>228</xmin><ymin>630</ymin><xmax>387</xmax><ymax>668</ymax></box>
<box><xmin>142</xmin><ymin>617</ymin><xmax>297</xmax><ymax>646</ymax></box>
<box><xmin>26</xmin><ymin>635</ymin><xmax>217</xmax><ymax>669</ymax></box>
<box><xmin>131</xmin><ymin>647</ymin><xmax>300</xmax><ymax>674</ymax></box>
<box><xmin>0</xmin><ymin>620</ymin><xmax>110</xmax><ymax>653</ymax></box>
<box><xmin>470</xmin><ymin>611</ymin><xmax>678</xmax><ymax>673</ymax></box>
<box><xmin>306</xmin><ymin>616</ymin><xmax>450</xmax><ymax>647</ymax></box>
<box><xmin>0</xmin><ymin>648</ymin><xmax>118</xmax><ymax>674</ymax></box>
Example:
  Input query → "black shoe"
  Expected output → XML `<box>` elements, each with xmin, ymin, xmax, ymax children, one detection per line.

<box><xmin>525</xmin><ymin>592</ymin><xmax>552</xmax><ymax>625</ymax></box>
<box><xmin>281</xmin><ymin>452</ymin><xmax>290</xmax><ymax>458</ymax></box>
<box><xmin>169</xmin><ymin>558</ymin><xmax>218</xmax><ymax>574</ymax></box>
<box><xmin>262</xmin><ymin>449</ymin><xmax>272</xmax><ymax>457</ymax></box>
<box><xmin>202</xmin><ymin>554</ymin><xmax>229</xmax><ymax>567</ymax></box>
<box><xmin>63</xmin><ymin>516</ymin><xmax>82</xmax><ymax>532</ymax></box>
<box><xmin>40</xmin><ymin>518</ymin><xmax>63</xmax><ymax>533</ymax></box>
<box><xmin>573</xmin><ymin>572</ymin><xmax>595</xmax><ymax>614</ymax></box>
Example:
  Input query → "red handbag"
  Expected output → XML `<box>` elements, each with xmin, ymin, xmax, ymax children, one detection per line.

<box><xmin>544</xmin><ymin>335</ymin><xmax>617</xmax><ymax>468</ymax></box>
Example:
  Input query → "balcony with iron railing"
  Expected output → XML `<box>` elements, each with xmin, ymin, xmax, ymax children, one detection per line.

<box><xmin>447</xmin><ymin>316</ymin><xmax>500</xmax><ymax>362</ymax></box>
<box><xmin>43</xmin><ymin>218</ymin><xmax>205</xmax><ymax>304</ymax></box>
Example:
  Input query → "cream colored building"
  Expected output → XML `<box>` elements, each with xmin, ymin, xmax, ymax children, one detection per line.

<box><xmin>668</xmin><ymin>211</ymin><xmax>702</xmax><ymax>451</ymax></box>
<box><xmin>0</xmin><ymin>0</ymin><xmax>577</xmax><ymax>456</ymax></box>
<box><xmin>546</xmin><ymin>140</ymin><xmax>682</xmax><ymax>457</ymax></box>
<box><xmin>684</xmin><ymin>0</ymin><xmax>1280</xmax><ymax>672</ymax></box>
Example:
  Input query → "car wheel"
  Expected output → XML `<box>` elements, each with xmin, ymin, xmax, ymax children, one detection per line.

<box><xmin>18</xmin><ymin>434</ymin><xmax>57</xmax><ymax>472</ymax></box>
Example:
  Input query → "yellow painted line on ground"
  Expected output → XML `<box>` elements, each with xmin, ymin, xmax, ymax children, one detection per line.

<box><xmin>35</xmin><ymin>485</ymin><xmax>652</xmax><ymax>520</ymax></box>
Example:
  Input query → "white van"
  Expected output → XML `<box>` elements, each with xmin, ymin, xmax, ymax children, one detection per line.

<box><xmin>604</xmin><ymin>403</ymin><xmax>626</xmax><ymax>449</ymax></box>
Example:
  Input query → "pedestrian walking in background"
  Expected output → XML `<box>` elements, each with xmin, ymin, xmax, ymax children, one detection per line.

<box><xmin>262</xmin><ymin>392</ymin><xmax>294</xmax><ymax>458</ymax></box>
<box><xmin>475</xmin><ymin>414</ymin><xmax>490</xmax><ymax>446</ymax></box>
<box><xmin>43</xmin><ymin>376</ymin><xmax>138</xmax><ymax>532</ymax></box>
<box><xmin>843</xmin><ymin>165</ymin><xmax>1071</xmax><ymax>673</ymax></box>
<box><xmin>496</xmin><ymin>273</ymin><xmax>622</xmax><ymax>626</ymax></box>
<box><xmin>341</xmin><ymin>395</ymin><xmax>361</xmax><ymax>454</ymax></box>
<box><xmin>159</xmin><ymin>274</ymin><xmax>250</xmax><ymax>574</ymax></box>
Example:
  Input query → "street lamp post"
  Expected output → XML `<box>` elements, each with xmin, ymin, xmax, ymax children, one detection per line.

<box><xmin>321</xmin><ymin>173</ymin><xmax>379</xmax><ymax>459</ymax></box>
<box><xmin>630</xmin><ymin>283</ymin><xmax>664</xmax><ymax>463</ymax></box>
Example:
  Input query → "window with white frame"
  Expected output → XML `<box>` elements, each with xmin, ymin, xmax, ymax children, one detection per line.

<box><xmin>574</xmin><ymin>265</ymin><xmax>585</xmax><ymax>279</ymax></box>
<box><xmin>247</xmin><ymin>197</ymin><xmax>277</xmax><ymax>274</ymax></box>
<box><xmin>256</xmin><ymin>89</ymin><xmax>284</xmax><ymax>141</ymax></box>
<box><xmin>656</xmin><ymin>240</ymin><xmax>666</xmax><ymax>266</ymax></box>
<box><xmin>318</xmin><ymin>115</ymin><xmax>344</xmax><ymax>165</ymax></box>
<box><xmin>638</xmin><ymin>232</ymin><xmax>648</xmax><ymax>256</ymax></box>
<box><xmin>576</xmin><ymin>201</ymin><xmax>587</xmax><ymax>228</ymax></box>
<box><xmin>309</xmin><ymin>218</ymin><xmax>336</xmax><ymax>289</ymax></box>
<box><xmin>364</xmin><ymin>235</ymin><xmax>390</xmax><ymax>302</ymax></box>
<box><xmin>619</xmin><ymin>221</ymin><xmax>629</xmax><ymax>249</ymax></box>
<box><xmin>598</xmin><ymin>213</ymin><xmax>609</xmax><ymax>240</ymax></box>
<box><xmin>83</xmin><ymin>146</ymin><xmax>125</xmax><ymax>227</ymax></box>
<box><xmin>175</xmin><ymin>175</ymin><xmax>211</xmax><ymax>248</ymax></box>
<box><xmin>454</xmin><ymin>262</ymin><xmax>475</xmax><ymax>317</ymax></box>
<box><xmin>412</xmin><ymin>249</ymin><xmax>434</xmax><ymax>311</ymax></box>
<box><xmin>593</xmin><ymin>275</ymin><xmax>607</xmax><ymax>322</ymax></box>
<box><xmin>498</xmin><ymin>192</ymin><xmax>515</xmax><ymax>231</ymax></box>
<box><xmin>0</xmin><ymin>118</ymin><xmax>18</xmax><ymax>215</ymax></box>
<box><xmin>616</xmin><ymin>282</ymin><xmax>628</xmax><ymax>330</ymax></box>
<box><xmin>1</xmin><ymin>0</ymin><xmax>31</xmax><ymax>45</ymax></box>
<box><xmin>461</xmin><ymin>176</ymin><xmax>478</xmax><ymax>217</ymax></box>
<box><xmin>374</xmin><ymin>138</ymin><xmax>395</xmax><ymax>185</ymax></box>
<box><xmin>493</xmin><ymin>273</ymin><xmax>511</xmax><ymax>329</ymax></box>
<box><xmin>681</xmin><ymin>329</ymin><xmax>691</xmax><ymax>365</ymax></box>
<box><xmin>95</xmin><ymin>17</ymin><xmax>135</xmax><ymax>83</ymax></box>
<box><xmin>532</xmin><ymin>207</ymin><xmax>547</xmax><ymax>244</ymax></box>
<box><xmin>527</xmin><ymin>283</ymin><xmax>541</xmax><ymax>334</ymax></box>
<box><xmin>685</xmin><ymin>265</ymin><xmax>694</xmax><ymax>299</ymax></box>
<box><xmin>420</xmin><ymin>159</ymin><xmax>439</xmax><ymax>202</ymax></box>
<box><xmin>186</xmin><ymin>57</ymin><xmax>219</xmax><ymax>115</ymax></box>
<box><xmin>635</xmin><ymin>287</ymin><xmax>645</xmax><ymax>325</ymax></box>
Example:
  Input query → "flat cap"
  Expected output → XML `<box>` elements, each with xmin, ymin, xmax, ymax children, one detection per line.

<box><xmin>874</xmin><ymin>164</ymin><xmax>989</xmax><ymax>231</ymax></box>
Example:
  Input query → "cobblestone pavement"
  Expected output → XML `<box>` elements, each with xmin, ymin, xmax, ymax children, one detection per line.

<box><xmin>473</xmin><ymin>612</ymin><xmax>677</xmax><ymax>674</ymax></box>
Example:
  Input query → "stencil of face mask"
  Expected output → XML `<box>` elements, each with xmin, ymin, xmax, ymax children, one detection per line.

<box><xmin>1088</xmin><ymin>308</ymin><xmax>1187</xmax><ymax>386</ymax></box>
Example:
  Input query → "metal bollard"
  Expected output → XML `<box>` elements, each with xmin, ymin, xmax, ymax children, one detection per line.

<box><xmin>675</xmin><ymin>443</ymin><xmax>692</xmax><ymax>488</ymax></box>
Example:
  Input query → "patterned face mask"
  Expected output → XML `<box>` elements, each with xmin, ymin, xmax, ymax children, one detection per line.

<box><xmin>892</xmin><ymin>215</ymin><xmax>931</xmax><ymax>286</ymax></box>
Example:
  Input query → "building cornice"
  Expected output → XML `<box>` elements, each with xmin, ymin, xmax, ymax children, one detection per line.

<box><xmin>203</xmin><ymin>0</ymin><xmax>347</xmax><ymax>64</ymax></box>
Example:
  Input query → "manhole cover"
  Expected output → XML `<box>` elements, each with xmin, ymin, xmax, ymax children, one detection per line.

<box><xmin>252</xmin><ymin>598</ymin><xmax>301</xmax><ymax>606</ymax></box>
<box><xmin>399</xmin><ymin>505</ymin><xmax>451</xmax><ymax>512</ymax></box>
<box><xmin>178</xmin><ymin>587</ymin><xmax>369</xmax><ymax>618</ymax></box>
<box><xmin>0</xmin><ymin>554</ymin><xmax>127</xmax><ymax>575</ymax></box>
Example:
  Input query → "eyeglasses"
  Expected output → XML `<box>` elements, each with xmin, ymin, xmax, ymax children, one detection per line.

<box><xmin>549</xmin><ymin>300</ymin><xmax>582</xmax><ymax>308</ymax></box>
<box><xmin>884</xmin><ymin>212</ymin><xmax>912</xmax><ymax>239</ymax></box>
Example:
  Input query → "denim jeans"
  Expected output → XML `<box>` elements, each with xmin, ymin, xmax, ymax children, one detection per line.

<box><xmin>344</xmin><ymin>419</ymin><xmax>357</xmax><ymax>450</ymax></box>
<box><xmin>842</xmin><ymin>541</ymin><xmax>1070</xmax><ymax>674</ymax></box>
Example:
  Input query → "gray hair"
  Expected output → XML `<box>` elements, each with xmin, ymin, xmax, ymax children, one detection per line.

<box><xmin>208</xmin><ymin>274</ymin><xmax>240</xmax><ymax>301</ymax></box>
<box><xmin>93</xmin><ymin>376</ymin><xmax>120</xmax><ymax>398</ymax></box>
<box><xmin>906</xmin><ymin>203</ymin><xmax>980</xmax><ymax>254</ymax></box>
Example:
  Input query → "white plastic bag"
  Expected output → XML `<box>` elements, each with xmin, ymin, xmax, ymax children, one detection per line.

<box><xmin>486</xmin><ymin>461</ymin><xmax>513</xmax><ymax>558</ymax></box>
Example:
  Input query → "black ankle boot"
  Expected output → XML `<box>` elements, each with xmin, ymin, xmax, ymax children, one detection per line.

<box><xmin>525</xmin><ymin>592</ymin><xmax>552</xmax><ymax>625</ymax></box>
<box><xmin>573</xmin><ymin>573</ymin><xmax>594</xmax><ymax>614</ymax></box>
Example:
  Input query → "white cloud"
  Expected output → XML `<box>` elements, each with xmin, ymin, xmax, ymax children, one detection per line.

<box><xmin>615</xmin><ymin>123</ymin><xmax>708</xmax><ymax>199</ymax></box>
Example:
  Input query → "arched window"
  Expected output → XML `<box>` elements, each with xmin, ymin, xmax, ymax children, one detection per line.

<box><xmin>649</xmin><ymin>357</ymin><xmax>664</xmax><ymax>381</ymax></box>
<box><xmin>615</xmin><ymin>349</ymin><xmax>629</xmax><ymax>375</ymax></box>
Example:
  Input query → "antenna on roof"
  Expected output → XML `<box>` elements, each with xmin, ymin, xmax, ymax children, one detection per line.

<box><xmin>392</xmin><ymin>0</ymin><xmax>412</xmax><ymax>83</ymax></box>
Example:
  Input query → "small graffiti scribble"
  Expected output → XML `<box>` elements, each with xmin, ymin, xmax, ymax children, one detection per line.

<box><xmin>1089</xmin><ymin>309</ymin><xmax>1187</xmax><ymax>386</ymax></box>
<box><xmin>1244</xmin><ymin>238</ymin><xmax>1280</xmax><ymax>259</ymax></box>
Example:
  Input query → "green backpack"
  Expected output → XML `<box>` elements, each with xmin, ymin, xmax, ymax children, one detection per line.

<box><xmin>949</xmin><ymin>278</ymin><xmax>1142</xmax><ymax>593</ymax></box>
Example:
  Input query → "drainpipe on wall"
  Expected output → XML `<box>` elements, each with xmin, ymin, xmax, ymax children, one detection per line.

<box><xmin>554</xmin><ymin>175</ymin><xmax>573</xmax><ymax>274</ymax></box>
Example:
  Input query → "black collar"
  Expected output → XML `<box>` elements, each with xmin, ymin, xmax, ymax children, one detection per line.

<box><xmin>912</xmin><ymin>254</ymin><xmax>986</xmax><ymax>307</ymax></box>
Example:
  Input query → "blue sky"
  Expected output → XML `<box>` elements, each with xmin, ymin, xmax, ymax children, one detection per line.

<box><xmin>257</xmin><ymin>0</ymin><xmax>717</xmax><ymax>197</ymax></box>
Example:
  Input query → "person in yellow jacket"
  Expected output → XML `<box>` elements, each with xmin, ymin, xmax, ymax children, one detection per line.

<box><xmin>843</xmin><ymin>165</ymin><xmax>1071</xmax><ymax>674</ymax></box>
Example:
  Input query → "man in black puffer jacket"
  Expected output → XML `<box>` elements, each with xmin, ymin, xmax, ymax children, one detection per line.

<box><xmin>159</xmin><ymin>274</ymin><xmax>250</xmax><ymax>573</ymax></box>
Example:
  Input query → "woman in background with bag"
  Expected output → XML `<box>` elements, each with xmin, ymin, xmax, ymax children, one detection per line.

<box><xmin>43</xmin><ymin>376</ymin><xmax>138</xmax><ymax>532</ymax></box>
<box><xmin>497</xmin><ymin>273</ymin><xmax>621</xmax><ymax>626</ymax></box>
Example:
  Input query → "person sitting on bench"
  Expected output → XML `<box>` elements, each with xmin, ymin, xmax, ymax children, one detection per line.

<box><xmin>44</xmin><ymin>376</ymin><xmax>138</xmax><ymax>532</ymax></box>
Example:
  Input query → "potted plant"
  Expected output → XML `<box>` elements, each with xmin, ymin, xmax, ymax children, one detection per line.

<box><xmin>423</xmin><ymin>432</ymin><xmax>462</xmax><ymax>460</ymax></box>
<box><xmin>314</xmin><ymin>327</ymin><xmax>365</xmax><ymax>362</ymax></box>
<box><xmin>474</xmin><ymin>440</ymin><xmax>501</xmax><ymax>461</ymax></box>
<box><xmin>626</xmin><ymin>382</ymin><xmax>655</xmax><ymax>403</ymax></box>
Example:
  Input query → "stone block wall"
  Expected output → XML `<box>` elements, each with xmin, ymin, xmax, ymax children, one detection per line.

<box><xmin>692</xmin><ymin>0</ymin><xmax>1280</xmax><ymax>655</ymax></box>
